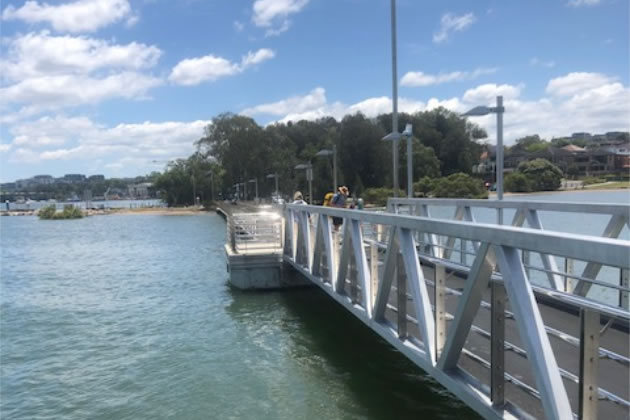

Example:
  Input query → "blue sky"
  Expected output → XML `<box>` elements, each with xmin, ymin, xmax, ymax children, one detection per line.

<box><xmin>1</xmin><ymin>0</ymin><xmax>628</xmax><ymax>182</ymax></box>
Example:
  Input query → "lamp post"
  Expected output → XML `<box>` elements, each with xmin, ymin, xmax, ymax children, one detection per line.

<box><xmin>266</xmin><ymin>173</ymin><xmax>279</xmax><ymax>198</ymax></box>
<box><xmin>248</xmin><ymin>178</ymin><xmax>259</xmax><ymax>202</ymax></box>
<box><xmin>381</xmin><ymin>0</ymin><xmax>405</xmax><ymax>197</ymax></box>
<box><xmin>462</xmin><ymin>95</ymin><xmax>505</xmax><ymax>223</ymax></box>
<box><xmin>315</xmin><ymin>144</ymin><xmax>337</xmax><ymax>192</ymax></box>
<box><xmin>295</xmin><ymin>163</ymin><xmax>313</xmax><ymax>204</ymax></box>
<box><xmin>402</xmin><ymin>123</ymin><xmax>413</xmax><ymax>198</ymax></box>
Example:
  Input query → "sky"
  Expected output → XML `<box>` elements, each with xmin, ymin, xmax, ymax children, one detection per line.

<box><xmin>1</xmin><ymin>0</ymin><xmax>628</xmax><ymax>182</ymax></box>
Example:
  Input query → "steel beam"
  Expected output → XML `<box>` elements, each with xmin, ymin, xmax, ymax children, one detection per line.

<box><xmin>578</xmin><ymin>309</ymin><xmax>599</xmax><ymax>420</ymax></box>
<box><xmin>494</xmin><ymin>245</ymin><xmax>572</xmax><ymax>420</ymax></box>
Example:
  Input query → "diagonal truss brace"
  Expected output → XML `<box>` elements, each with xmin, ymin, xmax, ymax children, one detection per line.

<box><xmin>494</xmin><ymin>245</ymin><xmax>572</xmax><ymax>420</ymax></box>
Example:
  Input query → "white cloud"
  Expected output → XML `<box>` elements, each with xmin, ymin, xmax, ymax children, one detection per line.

<box><xmin>529</xmin><ymin>57</ymin><xmax>556</xmax><ymax>68</ymax></box>
<box><xmin>401</xmin><ymin>67</ymin><xmax>497</xmax><ymax>87</ymax></box>
<box><xmin>169</xmin><ymin>48</ymin><xmax>275</xmax><ymax>86</ymax></box>
<box><xmin>567</xmin><ymin>0</ymin><xmax>601</xmax><ymax>7</ymax></box>
<box><xmin>433</xmin><ymin>12</ymin><xmax>476</xmax><ymax>44</ymax></box>
<box><xmin>1</xmin><ymin>0</ymin><xmax>135</xmax><ymax>33</ymax></box>
<box><xmin>233</xmin><ymin>20</ymin><xmax>245</xmax><ymax>32</ymax></box>
<box><xmin>546</xmin><ymin>72</ymin><xmax>616</xmax><ymax>96</ymax></box>
<box><xmin>0</xmin><ymin>144</ymin><xmax>12</xmax><ymax>153</ymax></box>
<box><xmin>1</xmin><ymin>31</ymin><xmax>162</xmax><ymax>82</ymax></box>
<box><xmin>239</xmin><ymin>72</ymin><xmax>628</xmax><ymax>146</ymax></box>
<box><xmin>6</xmin><ymin>116</ymin><xmax>210</xmax><ymax>166</ymax></box>
<box><xmin>252</xmin><ymin>0</ymin><xmax>309</xmax><ymax>36</ymax></box>
<box><xmin>0</xmin><ymin>31</ymin><xmax>163</xmax><ymax>121</ymax></box>
<box><xmin>463</xmin><ymin>83</ymin><xmax>523</xmax><ymax>103</ymax></box>
<box><xmin>242</xmin><ymin>87</ymin><xmax>326</xmax><ymax>116</ymax></box>
<box><xmin>241</xmin><ymin>48</ymin><xmax>276</xmax><ymax>67</ymax></box>
<box><xmin>2</xmin><ymin>72</ymin><xmax>162</xmax><ymax>113</ymax></box>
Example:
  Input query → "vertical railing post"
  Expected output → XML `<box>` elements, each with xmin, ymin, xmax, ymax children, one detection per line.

<box><xmin>370</xmin><ymin>243</ymin><xmax>379</xmax><ymax>310</ymax></box>
<box><xmin>434</xmin><ymin>264</ymin><xmax>446</xmax><ymax>361</ymax></box>
<box><xmin>397</xmin><ymin>253</ymin><xmax>407</xmax><ymax>339</ymax></box>
<box><xmin>350</xmin><ymin>255</ymin><xmax>359</xmax><ymax>304</ymax></box>
<box><xmin>521</xmin><ymin>250</ymin><xmax>530</xmax><ymax>279</ymax></box>
<box><xmin>579</xmin><ymin>309</ymin><xmax>599</xmax><ymax>420</ymax></box>
<box><xmin>491</xmin><ymin>281</ymin><xmax>506</xmax><ymax>407</ymax></box>
<box><xmin>460</xmin><ymin>239</ymin><xmax>466</xmax><ymax>265</ymax></box>
<box><xmin>565</xmin><ymin>257</ymin><xmax>575</xmax><ymax>293</ymax></box>
<box><xmin>620</xmin><ymin>268</ymin><xmax>629</xmax><ymax>310</ymax></box>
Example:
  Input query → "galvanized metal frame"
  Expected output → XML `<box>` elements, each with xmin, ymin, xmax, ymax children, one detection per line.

<box><xmin>278</xmin><ymin>203</ymin><xmax>630</xmax><ymax>420</ymax></box>
<box><xmin>388</xmin><ymin>198</ymin><xmax>629</xmax><ymax>298</ymax></box>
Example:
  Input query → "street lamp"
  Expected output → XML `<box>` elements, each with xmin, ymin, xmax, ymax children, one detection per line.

<box><xmin>295</xmin><ymin>163</ymin><xmax>313</xmax><ymax>204</ymax></box>
<box><xmin>315</xmin><ymin>144</ymin><xmax>337</xmax><ymax>192</ymax></box>
<box><xmin>247</xmin><ymin>178</ymin><xmax>259</xmax><ymax>202</ymax></box>
<box><xmin>402</xmin><ymin>123</ymin><xmax>413</xmax><ymax>198</ymax></box>
<box><xmin>266</xmin><ymin>173</ymin><xmax>279</xmax><ymax>198</ymax></box>
<box><xmin>385</xmin><ymin>0</ymin><xmax>399</xmax><ymax>197</ymax></box>
<box><xmin>462</xmin><ymin>95</ymin><xmax>505</xmax><ymax>223</ymax></box>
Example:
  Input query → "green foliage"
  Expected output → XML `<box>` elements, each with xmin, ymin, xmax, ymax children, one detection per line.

<box><xmin>362</xmin><ymin>188</ymin><xmax>404</xmax><ymax>206</ymax></box>
<box><xmin>154</xmin><ymin>154</ymin><xmax>221</xmax><ymax>207</ymax></box>
<box><xmin>38</xmin><ymin>204</ymin><xmax>84</xmax><ymax>220</ymax></box>
<box><xmin>413</xmin><ymin>176</ymin><xmax>436</xmax><ymax>196</ymax></box>
<box><xmin>431</xmin><ymin>173</ymin><xmax>488</xmax><ymax>199</ymax></box>
<box><xmin>516</xmin><ymin>158</ymin><xmax>563</xmax><ymax>191</ymax></box>
<box><xmin>504</xmin><ymin>172</ymin><xmax>532</xmax><ymax>192</ymax></box>
<box><xmin>581</xmin><ymin>176</ymin><xmax>606</xmax><ymax>185</ymax></box>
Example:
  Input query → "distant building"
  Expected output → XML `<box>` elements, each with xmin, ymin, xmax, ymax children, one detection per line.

<box><xmin>62</xmin><ymin>174</ymin><xmax>86</xmax><ymax>183</ymax></box>
<box><xmin>128</xmin><ymin>182</ymin><xmax>153</xmax><ymax>198</ymax></box>
<box><xmin>88</xmin><ymin>174</ymin><xmax>105</xmax><ymax>182</ymax></box>
<box><xmin>33</xmin><ymin>175</ymin><xmax>54</xmax><ymax>185</ymax></box>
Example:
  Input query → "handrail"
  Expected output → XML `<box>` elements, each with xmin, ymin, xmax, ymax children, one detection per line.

<box><xmin>387</xmin><ymin>197</ymin><xmax>630</xmax><ymax>217</ymax></box>
<box><xmin>285</xmin><ymin>204</ymin><xmax>629</xmax><ymax>268</ymax></box>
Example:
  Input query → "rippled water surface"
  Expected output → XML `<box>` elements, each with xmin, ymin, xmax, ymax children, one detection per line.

<box><xmin>1</xmin><ymin>213</ymin><xmax>475</xmax><ymax>419</ymax></box>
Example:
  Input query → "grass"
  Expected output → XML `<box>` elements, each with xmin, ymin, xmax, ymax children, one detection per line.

<box><xmin>583</xmin><ymin>181</ymin><xmax>630</xmax><ymax>190</ymax></box>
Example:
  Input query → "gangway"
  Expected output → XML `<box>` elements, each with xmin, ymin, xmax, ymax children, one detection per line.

<box><xmin>225</xmin><ymin>200</ymin><xmax>629</xmax><ymax>419</ymax></box>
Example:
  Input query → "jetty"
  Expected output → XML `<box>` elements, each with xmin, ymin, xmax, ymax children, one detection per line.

<box><xmin>223</xmin><ymin>198</ymin><xmax>629</xmax><ymax>420</ymax></box>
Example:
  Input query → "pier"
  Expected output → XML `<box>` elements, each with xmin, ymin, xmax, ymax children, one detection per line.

<box><xmin>224</xmin><ymin>198</ymin><xmax>629</xmax><ymax>419</ymax></box>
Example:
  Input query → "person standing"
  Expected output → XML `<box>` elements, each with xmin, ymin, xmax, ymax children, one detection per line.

<box><xmin>331</xmin><ymin>186</ymin><xmax>349</xmax><ymax>231</ymax></box>
<box><xmin>292</xmin><ymin>191</ymin><xmax>307</xmax><ymax>205</ymax></box>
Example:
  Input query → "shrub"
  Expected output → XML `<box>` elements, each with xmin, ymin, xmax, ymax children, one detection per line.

<box><xmin>504</xmin><ymin>172</ymin><xmax>532</xmax><ymax>192</ymax></box>
<box><xmin>38</xmin><ymin>205</ymin><xmax>57</xmax><ymax>219</ymax></box>
<box><xmin>38</xmin><ymin>204</ymin><xmax>84</xmax><ymax>220</ymax></box>
<box><xmin>413</xmin><ymin>176</ymin><xmax>436</xmax><ymax>197</ymax></box>
<box><xmin>516</xmin><ymin>158</ymin><xmax>562</xmax><ymax>191</ymax></box>
<box><xmin>431</xmin><ymin>173</ymin><xmax>488</xmax><ymax>199</ymax></box>
<box><xmin>362</xmin><ymin>187</ymin><xmax>404</xmax><ymax>206</ymax></box>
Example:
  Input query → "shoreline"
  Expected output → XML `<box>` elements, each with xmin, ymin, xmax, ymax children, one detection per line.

<box><xmin>494</xmin><ymin>187</ymin><xmax>629</xmax><ymax>198</ymax></box>
<box><xmin>1</xmin><ymin>206</ymin><xmax>214</xmax><ymax>217</ymax></box>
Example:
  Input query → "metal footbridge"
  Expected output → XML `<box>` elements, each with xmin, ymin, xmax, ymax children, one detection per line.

<box><xmin>224</xmin><ymin>198</ymin><xmax>630</xmax><ymax>420</ymax></box>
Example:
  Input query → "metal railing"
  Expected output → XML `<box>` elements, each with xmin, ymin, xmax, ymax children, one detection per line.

<box><xmin>281</xmin><ymin>203</ymin><xmax>630</xmax><ymax>420</ymax></box>
<box><xmin>227</xmin><ymin>211</ymin><xmax>283</xmax><ymax>253</ymax></box>
<box><xmin>387</xmin><ymin>198</ymin><xmax>630</xmax><ymax>309</ymax></box>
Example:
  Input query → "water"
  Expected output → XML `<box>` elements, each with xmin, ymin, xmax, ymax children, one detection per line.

<box><xmin>1</xmin><ymin>213</ymin><xmax>475</xmax><ymax>419</ymax></box>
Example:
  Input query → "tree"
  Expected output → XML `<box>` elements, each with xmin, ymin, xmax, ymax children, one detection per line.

<box><xmin>516</xmin><ymin>158</ymin><xmax>562</xmax><ymax>191</ymax></box>
<box><xmin>504</xmin><ymin>172</ymin><xmax>531</xmax><ymax>192</ymax></box>
<box><xmin>431</xmin><ymin>173</ymin><xmax>488</xmax><ymax>199</ymax></box>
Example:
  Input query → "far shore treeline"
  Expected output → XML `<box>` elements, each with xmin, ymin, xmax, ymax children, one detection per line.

<box><xmin>155</xmin><ymin>108</ymin><xmax>491</xmax><ymax>206</ymax></box>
